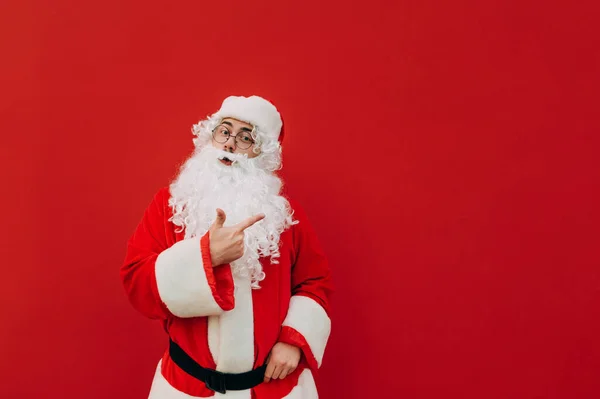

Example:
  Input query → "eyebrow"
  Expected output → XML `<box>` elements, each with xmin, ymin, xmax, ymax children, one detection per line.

<box><xmin>221</xmin><ymin>120</ymin><xmax>253</xmax><ymax>134</ymax></box>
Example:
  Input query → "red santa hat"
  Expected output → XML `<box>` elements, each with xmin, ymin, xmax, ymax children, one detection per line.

<box><xmin>213</xmin><ymin>95</ymin><xmax>285</xmax><ymax>143</ymax></box>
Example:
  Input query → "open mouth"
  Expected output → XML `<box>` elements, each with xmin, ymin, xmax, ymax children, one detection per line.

<box><xmin>219</xmin><ymin>157</ymin><xmax>233</xmax><ymax>166</ymax></box>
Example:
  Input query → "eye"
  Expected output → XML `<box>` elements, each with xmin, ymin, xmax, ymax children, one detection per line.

<box><xmin>241</xmin><ymin>134</ymin><xmax>252</xmax><ymax>142</ymax></box>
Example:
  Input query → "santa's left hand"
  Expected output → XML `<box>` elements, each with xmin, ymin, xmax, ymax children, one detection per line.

<box><xmin>264</xmin><ymin>342</ymin><xmax>301</xmax><ymax>383</ymax></box>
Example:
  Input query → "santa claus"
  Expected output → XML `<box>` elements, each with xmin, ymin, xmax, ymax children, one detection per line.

<box><xmin>121</xmin><ymin>95</ymin><xmax>333</xmax><ymax>398</ymax></box>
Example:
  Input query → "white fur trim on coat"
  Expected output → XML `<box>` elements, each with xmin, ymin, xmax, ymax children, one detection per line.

<box><xmin>283</xmin><ymin>296</ymin><xmax>331</xmax><ymax>367</ymax></box>
<box><xmin>281</xmin><ymin>369</ymin><xmax>319</xmax><ymax>399</ymax></box>
<box><xmin>148</xmin><ymin>360</ymin><xmax>206</xmax><ymax>399</ymax></box>
<box><xmin>210</xmin><ymin>276</ymin><xmax>255</xmax><ymax>373</ymax></box>
<box><xmin>147</xmin><ymin>360</ymin><xmax>317</xmax><ymax>399</ymax></box>
<box><xmin>155</xmin><ymin>238</ymin><xmax>227</xmax><ymax>318</ymax></box>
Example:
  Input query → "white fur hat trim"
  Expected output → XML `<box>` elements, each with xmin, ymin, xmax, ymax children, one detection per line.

<box><xmin>214</xmin><ymin>95</ymin><xmax>282</xmax><ymax>141</ymax></box>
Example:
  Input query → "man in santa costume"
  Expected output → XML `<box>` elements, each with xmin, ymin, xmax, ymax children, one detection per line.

<box><xmin>121</xmin><ymin>95</ymin><xmax>333</xmax><ymax>398</ymax></box>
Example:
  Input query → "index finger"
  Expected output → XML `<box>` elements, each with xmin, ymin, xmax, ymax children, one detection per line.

<box><xmin>235</xmin><ymin>213</ymin><xmax>265</xmax><ymax>231</ymax></box>
<box><xmin>264</xmin><ymin>356</ymin><xmax>275</xmax><ymax>383</ymax></box>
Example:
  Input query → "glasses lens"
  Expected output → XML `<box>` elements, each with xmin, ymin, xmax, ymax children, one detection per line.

<box><xmin>213</xmin><ymin>125</ymin><xmax>229</xmax><ymax>143</ymax></box>
<box><xmin>236</xmin><ymin>133</ymin><xmax>254</xmax><ymax>149</ymax></box>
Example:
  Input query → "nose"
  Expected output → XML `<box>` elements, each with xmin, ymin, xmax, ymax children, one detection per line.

<box><xmin>222</xmin><ymin>135</ymin><xmax>236</xmax><ymax>153</ymax></box>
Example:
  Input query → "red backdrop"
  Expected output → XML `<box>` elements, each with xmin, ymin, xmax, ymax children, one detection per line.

<box><xmin>1</xmin><ymin>1</ymin><xmax>599</xmax><ymax>398</ymax></box>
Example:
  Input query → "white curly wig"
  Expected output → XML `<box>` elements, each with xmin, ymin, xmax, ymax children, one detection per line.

<box><xmin>190</xmin><ymin>113</ymin><xmax>283</xmax><ymax>172</ymax></box>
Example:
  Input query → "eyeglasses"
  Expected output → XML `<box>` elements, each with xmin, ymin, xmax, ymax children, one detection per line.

<box><xmin>212</xmin><ymin>124</ymin><xmax>256</xmax><ymax>150</ymax></box>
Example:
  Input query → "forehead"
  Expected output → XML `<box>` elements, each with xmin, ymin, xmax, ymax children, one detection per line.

<box><xmin>221</xmin><ymin>117</ymin><xmax>254</xmax><ymax>131</ymax></box>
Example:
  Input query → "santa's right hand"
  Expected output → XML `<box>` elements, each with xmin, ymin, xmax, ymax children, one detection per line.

<box><xmin>208</xmin><ymin>208</ymin><xmax>265</xmax><ymax>266</ymax></box>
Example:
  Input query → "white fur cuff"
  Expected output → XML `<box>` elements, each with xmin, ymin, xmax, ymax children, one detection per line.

<box><xmin>283</xmin><ymin>296</ymin><xmax>331</xmax><ymax>367</ymax></box>
<box><xmin>155</xmin><ymin>238</ymin><xmax>227</xmax><ymax>318</ymax></box>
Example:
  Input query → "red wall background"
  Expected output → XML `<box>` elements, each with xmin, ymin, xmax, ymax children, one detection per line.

<box><xmin>1</xmin><ymin>1</ymin><xmax>599</xmax><ymax>398</ymax></box>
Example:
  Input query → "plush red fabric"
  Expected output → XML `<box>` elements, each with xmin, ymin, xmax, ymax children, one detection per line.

<box><xmin>121</xmin><ymin>187</ymin><xmax>333</xmax><ymax>398</ymax></box>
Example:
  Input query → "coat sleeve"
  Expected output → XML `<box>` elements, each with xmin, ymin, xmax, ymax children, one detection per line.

<box><xmin>120</xmin><ymin>188</ymin><xmax>235</xmax><ymax>320</ymax></box>
<box><xmin>277</xmin><ymin>201</ymin><xmax>333</xmax><ymax>373</ymax></box>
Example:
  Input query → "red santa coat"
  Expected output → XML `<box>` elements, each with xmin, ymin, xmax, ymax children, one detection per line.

<box><xmin>121</xmin><ymin>187</ymin><xmax>333</xmax><ymax>398</ymax></box>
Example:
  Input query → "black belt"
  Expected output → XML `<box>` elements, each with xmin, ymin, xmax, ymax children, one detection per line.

<box><xmin>169</xmin><ymin>338</ymin><xmax>266</xmax><ymax>394</ymax></box>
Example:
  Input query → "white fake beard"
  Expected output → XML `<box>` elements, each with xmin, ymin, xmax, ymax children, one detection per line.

<box><xmin>168</xmin><ymin>145</ymin><xmax>296</xmax><ymax>288</ymax></box>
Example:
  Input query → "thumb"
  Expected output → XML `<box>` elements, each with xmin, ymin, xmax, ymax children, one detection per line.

<box><xmin>211</xmin><ymin>208</ymin><xmax>226</xmax><ymax>229</ymax></box>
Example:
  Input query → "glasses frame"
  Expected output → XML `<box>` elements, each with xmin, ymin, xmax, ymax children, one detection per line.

<box><xmin>211</xmin><ymin>123</ymin><xmax>256</xmax><ymax>150</ymax></box>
